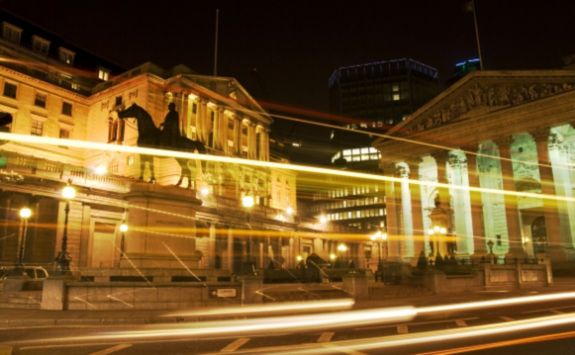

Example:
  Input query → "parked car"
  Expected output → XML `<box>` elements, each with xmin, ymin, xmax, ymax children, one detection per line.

<box><xmin>0</xmin><ymin>265</ymin><xmax>49</xmax><ymax>280</ymax></box>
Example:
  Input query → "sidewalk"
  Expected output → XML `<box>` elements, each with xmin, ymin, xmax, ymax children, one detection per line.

<box><xmin>1</xmin><ymin>278</ymin><xmax>575</xmax><ymax>328</ymax></box>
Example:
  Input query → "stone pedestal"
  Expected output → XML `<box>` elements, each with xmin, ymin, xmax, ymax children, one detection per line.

<box><xmin>343</xmin><ymin>272</ymin><xmax>369</xmax><ymax>300</ymax></box>
<box><xmin>41</xmin><ymin>279</ymin><xmax>67</xmax><ymax>310</ymax></box>
<box><xmin>122</xmin><ymin>183</ymin><xmax>202</xmax><ymax>268</ymax></box>
<box><xmin>240</xmin><ymin>275</ymin><xmax>263</xmax><ymax>304</ymax></box>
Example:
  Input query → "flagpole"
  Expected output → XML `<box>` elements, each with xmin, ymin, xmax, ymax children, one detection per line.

<box><xmin>471</xmin><ymin>0</ymin><xmax>484</xmax><ymax>70</ymax></box>
<box><xmin>213</xmin><ymin>9</ymin><xmax>220</xmax><ymax>76</ymax></box>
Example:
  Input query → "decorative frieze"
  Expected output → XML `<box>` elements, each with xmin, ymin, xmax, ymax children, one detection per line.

<box><xmin>412</xmin><ymin>81</ymin><xmax>575</xmax><ymax>132</ymax></box>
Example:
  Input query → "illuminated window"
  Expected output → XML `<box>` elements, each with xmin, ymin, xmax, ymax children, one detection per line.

<box><xmin>2</xmin><ymin>22</ymin><xmax>21</xmax><ymax>44</ymax></box>
<box><xmin>58</xmin><ymin>47</ymin><xmax>75</xmax><ymax>65</ymax></box>
<box><xmin>98</xmin><ymin>68</ymin><xmax>110</xmax><ymax>81</ymax></box>
<box><xmin>31</xmin><ymin>119</ymin><xmax>43</xmax><ymax>136</ymax></box>
<box><xmin>34</xmin><ymin>93</ymin><xmax>47</xmax><ymax>108</ymax></box>
<box><xmin>393</xmin><ymin>93</ymin><xmax>401</xmax><ymax>101</ymax></box>
<box><xmin>32</xmin><ymin>35</ymin><xmax>50</xmax><ymax>55</ymax></box>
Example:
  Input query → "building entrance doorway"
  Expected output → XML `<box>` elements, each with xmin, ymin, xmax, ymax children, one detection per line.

<box><xmin>531</xmin><ymin>216</ymin><xmax>547</xmax><ymax>254</ymax></box>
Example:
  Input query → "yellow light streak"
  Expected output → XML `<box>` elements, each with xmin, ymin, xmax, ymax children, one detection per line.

<box><xmin>417</xmin><ymin>291</ymin><xmax>575</xmax><ymax>315</ymax></box>
<box><xmin>418</xmin><ymin>329</ymin><xmax>575</xmax><ymax>355</ymax></box>
<box><xmin>161</xmin><ymin>298</ymin><xmax>354</xmax><ymax>317</ymax></box>
<box><xmin>1</xmin><ymin>132</ymin><xmax>573</xmax><ymax>204</ymax></box>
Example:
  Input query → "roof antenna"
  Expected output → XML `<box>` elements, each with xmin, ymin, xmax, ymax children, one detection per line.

<box><xmin>213</xmin><ymin>9</ymin><xmax>220</xmax><ymax>76</ymax></box>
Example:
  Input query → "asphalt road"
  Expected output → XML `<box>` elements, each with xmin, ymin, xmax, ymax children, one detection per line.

<box><xmin>2</xmin><ymin>296</ymin><xmax>575</xmax><ymax>354</ymax></box>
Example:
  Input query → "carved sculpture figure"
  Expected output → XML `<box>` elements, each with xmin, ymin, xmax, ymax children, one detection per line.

<box><xmin>113</xmin><ymin>103</ymin><xmax>206</xmax><ymax>188</ymax></box>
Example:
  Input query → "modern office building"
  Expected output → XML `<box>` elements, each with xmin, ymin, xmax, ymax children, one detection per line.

<box><xmin>328</xmin><ymin>58</ymin><xmax>440</xmax><ymax>128</ymax></box>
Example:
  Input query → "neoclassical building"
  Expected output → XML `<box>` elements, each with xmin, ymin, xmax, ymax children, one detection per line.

<box><xmin>375</xmin><ymin>70</ymin><xmax>575</xmax><ymax>266</ymax></box>
<box><xmin>0</xmin><ymin>12</ymin><xmax>309</xmax><ymax>276</ymax></box>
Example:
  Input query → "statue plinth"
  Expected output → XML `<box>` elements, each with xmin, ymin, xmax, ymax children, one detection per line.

<box><xmin>122</xmin><ymin>182</ymin><xmax>203</xmax><ymax>269</ymax></box>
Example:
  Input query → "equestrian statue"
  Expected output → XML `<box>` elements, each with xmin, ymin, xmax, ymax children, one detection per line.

<box><xmin>112</xmin><ymin>102</ymin><xmax>206</xmax><ymax>188</ymax></box>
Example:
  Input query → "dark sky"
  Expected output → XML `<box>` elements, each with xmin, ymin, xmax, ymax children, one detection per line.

<box><xmin>2</xmin><ymin>0</ymin><xmax>575</xmax><ymax>112</ymax></box>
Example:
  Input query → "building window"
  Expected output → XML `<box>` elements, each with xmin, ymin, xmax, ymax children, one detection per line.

<box><xmin>32</xmin><ymin>36</ymin><xmax>50</xmax><ymax>55</ymax></box>
<box><xmin>3</xmin><ymin>82</ymin><xmax>17</xmax><ymax>99</ymax></box>
<box><xmin>98</xmin><ymin>68</ymin><xmax>110</xmax><ymax>81</ymax></box>
<box><xmin>115</xmin><ymin>96</ymin><xmax>122</xmax><ymax>107</ymax></box>
<box><xmin>392</xmin><ymin>93</ymin><xmax>401</xmax><ymax>101</ymax></box>
<box><xmin>2</xmin><ymin>22</ymin><xmax>21</xmax><ymax>44</ymax></box>
<box><xmin>31</xmin><ymin>120</ymin><xmax>43</xmax><ymax>136</ymax></box>
<box><xmin>62</xmin><ymin>102</ymin><xmax>72</xmax><ymax>116</ymax></box>
<box><xmin>58</xmin><ymin>47</ymin><xmax>75</xmax><ymax>65</ymax></box>
<box><xmin>34</xmin><ymin>93</ymin><xmax>47</xmax><ymax>108</ymax></box>
<box><xmin>59</xmin><ymin>128</ymin><xmax>70</xmax><ymax>139</ymax></box>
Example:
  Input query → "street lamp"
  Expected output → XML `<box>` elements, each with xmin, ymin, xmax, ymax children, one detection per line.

<box><xmin>242</xmin><ymin>194</ymin><xmax>255</xmax><ymax>274</ymax></box>
<box><xmin>16</xmin><ymin>207</ymin><xmax>32</xmax><ymax>271</ymax></box>
<box><xmin>55</xmin><ymin>183</ymin><xmax>76</xmax><ymax>276</ymax></box>
<box><xmin>370</xmin><ymin>230</ymin><xmax>388</xmax><ymax>264</ymax></box>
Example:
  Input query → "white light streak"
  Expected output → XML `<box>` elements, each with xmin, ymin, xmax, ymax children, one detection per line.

<box><xmin>1</xmin><ymin>132</ymin><xmax>573</xmax><ymax>204</ymax></box>
<box><xmin>161</xmin><ymin>298</ymin><xmax>354</xmax><ymax>317</ymax></box>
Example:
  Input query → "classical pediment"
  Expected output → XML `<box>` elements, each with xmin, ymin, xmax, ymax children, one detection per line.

<box><xmin>393</xmin><ymin>70</ymin><xmax>575</xmax><ymax>134</ymax></box>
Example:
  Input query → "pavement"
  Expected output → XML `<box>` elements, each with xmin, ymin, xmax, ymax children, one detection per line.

<box><xmin>1</xmin><ymin>277</ymin><xmax>575</xmax><ymax>328</ymax></box>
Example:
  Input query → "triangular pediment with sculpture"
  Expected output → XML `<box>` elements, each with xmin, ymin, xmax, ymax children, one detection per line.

<box><xmin>395</xmin><ymin>71</ymin><xmax>575</xmax><ymax>135</ymax></box>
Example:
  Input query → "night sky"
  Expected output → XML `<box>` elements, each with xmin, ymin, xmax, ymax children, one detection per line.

<box><xmin>2</xmin><ymin>0</ymin><xmax>574</xmax><ymax>114</ymax></box>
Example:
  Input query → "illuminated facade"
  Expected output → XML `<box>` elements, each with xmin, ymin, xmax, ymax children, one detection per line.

<box><xmin>375</xmin><ymin>70</ymin><xmax>575</xmax><ymax>265</ymax></box>
<box><xmin>0</xmin><ymin>13</ymin><xmax>309</xmax><ymax>275</ymax></box>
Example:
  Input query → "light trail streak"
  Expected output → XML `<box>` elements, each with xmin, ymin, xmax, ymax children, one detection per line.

<box><xmin>417</xmin><ymin>291</ymin><xmax>575</xmax><ymax>315</ymax></box>
<box><xmin>1</xmin><ymin>132</ymin><xmax>573</xmax><ymax>204</ymax></box>
<box><xmin>161</xmin><ymin>298</ymin><xmax>354</xmax><ymax>318</ymax></box>
<box><xmin>14</xmin><ymin>307</ymin><xmax>416</xmax><ymax>345</ymax></box>
<box><xmin>417</xmin><ymin>329</ymin><xmax>575</xmax><ymax>355</ymax></box>
<box><xmin>15</xmin><ymin>292</ymin><xmax>575</xmax><ymax>347</ymax></box>
<box><xmin>234</xmin><ymin>313</ymin><xmax>575</xmax><ymax>355</ymax></box>
<box><xmin>161</xmin><ymin>241</ymin><xmax>206</xmax><ymax>286</ymax></box>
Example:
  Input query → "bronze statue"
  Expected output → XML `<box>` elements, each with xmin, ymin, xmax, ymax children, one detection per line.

<box><xmin>113</xmin><ymin>103</ymin><xmax>205</xmax><ymax>188</ymax></box>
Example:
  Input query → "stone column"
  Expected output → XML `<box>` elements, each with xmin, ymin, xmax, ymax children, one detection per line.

<box><xmin>208</xmin><ymin>223</ymin><xmax>217</xmax><ymax>269</ymax></box>
<box><xmin>532</xmin><ymin>128</ymin><xmax>565</xmax><ymax>260</ymax></box>
<box><xmin>431</xmin><ymin>150</ymin><xmax>451</xmax><ymax>257</ymax></box>
<box><xmin>407</xmin><ymin>158</ymin><xmax>425</xmax><ymax>262</ymax></box>
<box><xmin>247</xmin><ymin>122</ymin><xmax>256</xmax><ymax>159</ymax></box>
<box><xmin>463</xmin><ymin>146</ymin><xmax>486</xmax><ymax>256</ymax></box>
<box><xmin>496</xmin><ymin>137</ymin><xmax>525</xmax><ymax>259</ymax></box>
<box><xmin>383</xmin><ymin>162</ymin><xmax>401</xmax><ymax>260</ymax></box>
<box><xmin>234</xmin><ymin>116</ymin><xmax>242</xmax><ymax>155</ymax></box>
<box><xmin>226</xmin><ymin>227</ymin><xmax>233</xmax><ymax>271</ymax></box>
<box><xmin>219</xmin><ymin>108</ymin><xmax>227</xmax><ymax>152</ymax></box>
<box><xmin>212</xmin><ymin>107</ymin><xmax>221</xmax><ymax>149</ymax></box>
<box><xmin>198</xmin><ymin>99</ymin><xmax>208</xmax><ymax>143</ymax></box>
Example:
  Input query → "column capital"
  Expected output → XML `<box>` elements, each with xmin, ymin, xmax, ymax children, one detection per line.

<box><xmin>492</xmin><ymin>135</ymin><xmax>515</xmax><ymax>148</ymax></box>
<box><xmin>529</xmin><ymin>127</ymin><xmax>551</xmax><ymax>142</ymax></box>
<box><xmin>430</xmin><ymin>150</ymin><xmax>450</xmax><ymax>165</ymax></box>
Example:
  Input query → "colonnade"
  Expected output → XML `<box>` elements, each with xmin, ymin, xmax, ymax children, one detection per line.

<box><xmin>382</xmin><ymin>126</ymin><xmax>575</xmax><ymax>263</ymax></box>
<box><xmin>183</xmin><ymin>95</ymin><xmax>270</xmax><ymax>161</ymax></box>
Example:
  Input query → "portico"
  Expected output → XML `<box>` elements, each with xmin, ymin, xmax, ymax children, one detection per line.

<box><xmin>375</xmin><ymin>70</ymin><xmax>575</xmax><ymax>265</ymax></box>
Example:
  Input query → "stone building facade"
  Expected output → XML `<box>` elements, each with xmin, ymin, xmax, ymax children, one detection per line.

<box><xmin>375</xmin><ymin>70</ymin><xmax>575</xmax><ymax>266</ymax></box>
<box><xmin>0</xmin><ymin>13</ymin><xmax>308</xmax><ymax>276</ymax></box>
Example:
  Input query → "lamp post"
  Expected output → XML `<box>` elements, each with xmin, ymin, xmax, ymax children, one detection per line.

<box><xmin>242</xmin><ymin>194</ymin><xmax>255</xmax><ymax>273</ymax></box>
<box><xmin>16</xmin><ymin>207</ymin><xmax>32</xmax><ymax>271</ymax></box>
<box><xmin>119</xmin><ymin>222</ymin><xmax>128</xmax><ymax>259</ymax></box>
<box><xmin>55</xmin><ymin>183</ymin><xmax>76</xmax><ymax>276</ymax></box>
<box><xmin>370</xmin><ymin>230</ymin><xmax>388</xmax><ymax>265</ymax></box>
<box><xmin>337</xmin><ymin>243</ymin><xmax>348</xmax><ymax>267</ymax></box>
